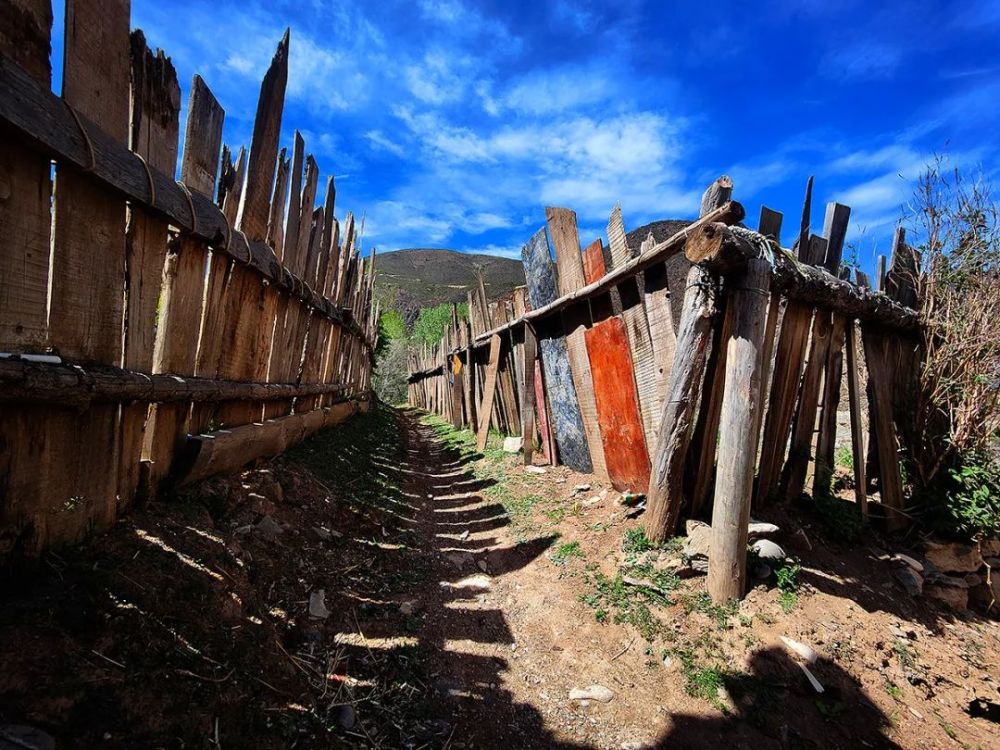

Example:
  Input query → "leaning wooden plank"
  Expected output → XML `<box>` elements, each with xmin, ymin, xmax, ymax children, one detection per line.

<box><xmin>844</xmin><ymin>315</ymin><xmax>868</xmax><ymax>517</ymax></box>
<box><xmin>813</xmin><ymin>265</ymin><xmax>852</xmax><ymax>496</ymax></box>
<box><xmin>640</xmin><ymin>232</ymin><xmax>677</xmax><ymax>416</ymax></box>
<box><xmin>607</xmin><ymin>203</ymin><xmax>660</xmax><ymax>449</ymax></box>
<box><xmin>176</xmin><ymin>398</ymin><xmax>368</xmax><ymax>486</ymax></box>
<box><xmin>750</xmin><ymin>208</ymin><xmax>784</xmax><ymax>479</ymax></box>
<box><xmin>521</xmin><ymin>227</ymin><xmax>592</xmax><ymax>473</ymax></box>
<box><xmin>476</xmin><ymin>334</ymin><xmax>502</xmax><ymax>451</ymax></box>
<box><xmin>464</xmin><ymin>317</ymin><xmax>478</xmax><ymax>432</ymax></box>
<box><xmin>644</xmin><ymin>177</ymin><xmax>731</xmax><ymax>541</ymax></box>
<box><xmin>547</xmin><ymin>206</ymin><xmax>607</xmax><ymax>478</ymax></box>
<box><xmin>521</xmin><ymin>321</ymin><xmax>538</xmax><ymax>464</ymax></box>
<box><xmin>781</xmin><ymin>202</ymin><xmax>850</xmax><ymax>501</ymax></box>
<box><xmin>582</xmin><ymin>239</ymin><xmax>650</xmax><ymax>491</ymax></box>
<box><xmin>0</xmin><ymin>0</ymin><xmax>55</xmax><ymax>556</ymax></box>
<box><xmin>0</xmin><ymin>0</ymin><xmax>52</xmax><ymax>352</ymax></box>
<box><xmin>707</xmin><ymin>256</ymin><xmax>772</xmax><ymax>603</ymax></box>
<box><xmin>755</xmin><ymin>178</ymin><xmax>819</xmax><ymax>503</ymax></box>
<box><xmin>119</xmin><ymin>31</ymin><xmax>181</xmax><ymax>501</ymax></box>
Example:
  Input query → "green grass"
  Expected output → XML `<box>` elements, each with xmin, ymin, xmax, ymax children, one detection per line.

<box><xmin>623</xmin><ymin>527</ymin><xmax>655</xmax><ymax>554</ymax></box>
<box><xmin>681</xmin><ymin>591</ymin><xmax>739</xmax><ymax>627</ymax></box>
<box><xmin>552</xmin><ymin>541</ymin><xmax>585</xmax><ymax>565</ymax></box>
<box><xmin>775</xmin><ymin>562</ymin><xmax>801</xmax><ymax>613</ymax></box>
<box><xmin>884</xmin><ymin>681</ymin><xmax>903</xmax><ymax>700</ymax></box>
<box><xmin>834</xmin><ymin>444</ymin><xmax>854</xmax><ymax>471</ymax></box>
<box><xmin>582</xmin><ymin>570</ymin><xmax>673</xmax><ymax>641</ymax></box>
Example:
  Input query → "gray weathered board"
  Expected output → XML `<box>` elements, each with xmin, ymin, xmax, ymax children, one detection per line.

<box><xmin>521</xmin><ymin>228</ymin><xmax>592</xmax><ymax>473</ymax></box>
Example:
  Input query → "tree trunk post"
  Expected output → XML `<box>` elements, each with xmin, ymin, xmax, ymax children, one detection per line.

<box><xmin>707</xmin><ymin>257</ymin><xmax>772</xmax><ymax>603</ymax></box>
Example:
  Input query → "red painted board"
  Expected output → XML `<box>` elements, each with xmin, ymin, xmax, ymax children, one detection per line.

<box><xmin>581</xmin><ymin>240</ymin><xmax>651</xmax><ymax>491</ymax></box>
<box><xmin>534</xmin><ymin>359</ymin><xmax>554</xmax><ymax>464</ymax></box>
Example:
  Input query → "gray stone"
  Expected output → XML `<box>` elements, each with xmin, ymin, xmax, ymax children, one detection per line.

<box><xmin>309</xmin><ymin>589</ymin><xmax>330</xmax><ymax>619</ymax></box>
<box><xmin>502</xmin><ymin>436</ymin><xmax>523</xmax><ymax>453</ymax></box>
<box><xmin>753</xmin><ymin>563</ymin><xmax>773</xmax><ymax>580</ymax></box>
<box><xmin>525</xmin><ymin>465</ymin><xmax>547</xmax><ymax>475</ymax></box>
<box><xmin>0</xmin><ymin>726</ymin><xmax>56</xmax><ymax>750</ymax></box>
<box><xmin>932</xmin><ymin>574</ymin><xmax>970</xmax><ymax>589</ymax></box>
<box><xmin>925</xmin><ymin>540</ymin><xmax>983</xmax><ymax>573</ymax></box>
<box><xmin>573</xmin><ymin>483</ymin><xmax>592</xmax><ymax>494</ymax></box>
<box><xmin>747</xmin><ymin>522</ymin><xmax>780</xmax><ymax>540</ymax></box>
<box><xmin>965</xmin><ymin>573</ymin><xmax>982</xmax><ymax>587</ymax></box>
<box><xmin>751</xmin><ymin>538</ymin><xmax>786</xmax><ymax>563</ymax></box>
<box><xmin>569</xmin><ymin>684</ymin><xmax>614</xmax><ymax>703</ymax></box>
<box><xmin>683</xmin><ymin>520</ymin><xmax>712</xmax><ymax>561</ymax></box>
<box><xmin>894</xmin><ymin>567</ymin><xmax>923</xmax><ymax>597</ymax></box>
<box><xmin>336</xmin><ymin>704</ymin><xmax>356</xmax><ymax>730</ymax></box>
<box><xmin>256</xmin><ymin>515</ymin><xmax>283</xmax><ymax>538</ymax></box>
<box><xmin>892</xmin><ymin>553</ymin><xmax>924</xmax><ymax>573</ymax></box>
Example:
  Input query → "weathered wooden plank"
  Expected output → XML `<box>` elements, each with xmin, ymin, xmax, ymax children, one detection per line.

<box><xmin>120</xmin><ymin>30</ymin><xmax>180</xmax><ymax>500</ymax></box>
<box><xmin>844</xmin><ymin>316</ymin><xmax>868</xmax><ymax>517</ymax></box>
<box><xmin>781</xmin><ymin>202</ymin><xmax>849</xmax><ymax>501</ymax></box>
<box><xmin>521</xmin><ymin>321</ymin><xmax>538</xmax><ymax>464</ymax></box>
<box><xmin>38</xmin><ymin>0</ymin><xmax>130</xmax><ymax>550</ymax></box>
<box><xmin>547</xmin><ymin>206</ymin><xmax>606</xmax><ymax>477</ymax></box>
<box><xmin>582</xmin><ymin>239</ymin><xmax>650</xmax><ymax>491</ymax></box>
<box><xmin>521</xmin><ymin>227</ymin><xmax>592</xmax><ymax>472</ymax></box>
<box><xmin>177</xmin><ymin>398</ymin><xmax>366</xmax><ymax>486</ymax></box>
<box><xmin>707</xmin><ymin>257</ymin><xmax>771</xmax><ymax>603</ymax></box>
<box><xmin>0</xmin><ymin>0</ymin><xmax>55</xmax><ymax>556</ymax></box>
<box><xmin>644</xmin><ymin>177</ymin><xmax>731</xmax><ymax>541</ymax></box>
<box><xmin>607</xmin><ymin>203</ymin><xmax>659</xmax><ymax>449</ymax></box>
<box><xmin>0</xmin><ymin>0</ymin><xmax>52</xmax><ymax>352</ymax></box>
<box><xmin>640</xmin><ymin>233</ymin><xmax>677</xmax><ymax>418</ymax></box>
<box><xmin>813</xmin><ymin>265</ymin><xmax>851</xmax><ymax>495</ymax></box>
<box><xmin>476</xmin><ymin>334</ymin><xmax>502</xmax><ymax>450</ymax></box>
<box><xmin>755</xmin><ymin>178</ymin><xmax>819</xmax><ymax>503</ymax></box>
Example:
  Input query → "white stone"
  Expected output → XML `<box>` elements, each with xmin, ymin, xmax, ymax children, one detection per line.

<box><xmin>569</xmin><ymin>685</ymin><xmax>614</xmax><ymax>703</ymax></box>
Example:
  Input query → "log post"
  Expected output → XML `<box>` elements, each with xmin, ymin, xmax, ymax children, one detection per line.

<box><xmin>644</xmin><ymin>176</ymin><xmax>730</xmax><ymax>542</ymax></box>
<box><xmin>707</xmin><ymin>257</ymin><xmax>772</xmax><ymax>603</ymax></box>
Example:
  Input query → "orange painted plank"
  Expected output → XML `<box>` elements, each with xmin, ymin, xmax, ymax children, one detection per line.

<box><xmin>582</xmin><ymin>241</ymin><xmax>650</xmax><ymax>491</ymax></box>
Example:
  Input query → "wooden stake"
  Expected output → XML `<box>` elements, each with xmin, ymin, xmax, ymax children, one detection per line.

<box><xmin>476</xmin><ymin>334</ymin><xmax>503</xmax><ymax>451</ymax></box>
<box><xmin>707</xmin><ymin>256</ymin><xmax>772</xmax><ymax>603</ymax></box>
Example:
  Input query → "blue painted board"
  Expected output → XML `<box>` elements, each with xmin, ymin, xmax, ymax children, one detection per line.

<box><xmin>521</xmin><ymin>228</ymin><xmax>592</xmax><ymax>473</ymax></box>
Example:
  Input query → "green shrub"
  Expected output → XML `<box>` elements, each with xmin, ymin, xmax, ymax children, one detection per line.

<box><xmin>931</xmin><ymin>457</ymin><xmax>1000</xmax><ymax>539</ymax></box>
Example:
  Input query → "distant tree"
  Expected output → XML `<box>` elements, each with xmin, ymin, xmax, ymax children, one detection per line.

<box><xmin>412</xmin><ymin>302</ymin><xmax>468</xmax><ymax>345</ymax></box>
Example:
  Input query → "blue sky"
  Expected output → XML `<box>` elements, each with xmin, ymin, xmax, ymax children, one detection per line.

<box><xmin>52</xmin><ymin>1</ymin><xmax>1000</xmax><ymax>266</ymax></box>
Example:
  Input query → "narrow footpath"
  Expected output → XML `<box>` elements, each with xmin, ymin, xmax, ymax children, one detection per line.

<box><xmin>1</xmin><ymin>406</ymin><xmax>996</xmax><ymax>749</ymax></box>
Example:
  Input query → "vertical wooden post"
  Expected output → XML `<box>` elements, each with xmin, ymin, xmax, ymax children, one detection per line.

<box><xmin>707</xmin><ymin>257</ymin><xmax>772</xmax><ymax>603</ymax></box>
<box><xmin>844</xmin><ymin>316</ymin><xmax>868</xmax><ymax>517</ymax></box>
<box><xmin>521</xmin><ymin>322</ymin><xmax>538</xmax><ymax>465</ymax></box>
<box><xmin>644</xmin><ymin>177</ymin><xmax>731</xmax><ymax>542</ymax></box>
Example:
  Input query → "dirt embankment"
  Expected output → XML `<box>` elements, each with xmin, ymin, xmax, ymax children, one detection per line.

<box><xmin>1</xmin><ymin>406</ymin><xmax>997</xmax><ymax>748</ymax></box>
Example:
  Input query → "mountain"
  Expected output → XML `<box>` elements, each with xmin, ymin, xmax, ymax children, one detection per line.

<box><xmin>374</xmin><ymin>249</ymin><xmax>525</xmax><ymax>322</ymax></box>
<box><xmin>374</xmin><ymin>219</ymin><xmax>692</xmax><ymax>323</ymax></box>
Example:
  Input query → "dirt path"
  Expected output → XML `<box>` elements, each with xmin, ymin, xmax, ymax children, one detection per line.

<box><xmin>1</xmin><ymin>406</ymin><xmax>998</xmax><ymax>748</ymax></box>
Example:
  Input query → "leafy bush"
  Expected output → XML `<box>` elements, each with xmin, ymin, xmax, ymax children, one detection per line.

<box><xmin>930</xmin><ymin>457</ymin><xmax>1000</xmax><ymax>539</ymax></box>
<box><xmin>411</xmin><ymin>302</ymin><xmax>468</xmax><ymax>345</ymax></box>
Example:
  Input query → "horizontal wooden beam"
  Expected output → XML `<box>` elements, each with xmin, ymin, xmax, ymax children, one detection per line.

<box><xmin>175</xmin><ymin>397</ymin><xmax>370</xmax><ymax>485</ymax></box>
<box><xmin>406</xmin><ymin>202</ymin><xmax>744</xmax><ymax>380</ymax></box>
<box><xmin>685</xmin><ymin>223</ymin><xmax>921</xmax><ymax>331</ymax></box>
<box><xmin>0</xmin><ymin>54</ymin><xmax>370</xmax><ymax>348</ymax></box>
<box><xmin>0</xmin><ymin>357</ymin><xmax>347</xmax><ymax>407</ymax></box>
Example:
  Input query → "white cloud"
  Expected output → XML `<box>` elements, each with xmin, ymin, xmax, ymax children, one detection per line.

<box><xmin>365</xmin><ymin>130</ymin><xmax>407</xmax><ymax>157</ymax></box>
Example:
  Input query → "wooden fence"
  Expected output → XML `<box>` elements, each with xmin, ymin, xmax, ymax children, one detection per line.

<box><xmin>0</xmin><ymin>0</ymin><xmax>376</xmax><ymax>558</ymax></box>
<box><xmin>408</xmin><ymin>176</ymin><xmax>921</xmax><ymax>602</ymax></box>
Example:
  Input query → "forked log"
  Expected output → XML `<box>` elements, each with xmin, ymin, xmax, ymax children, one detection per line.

<box><xmin>644</xmin><ymin>177</ymin><xmax>731</xmax><ymax>542</ymax></box>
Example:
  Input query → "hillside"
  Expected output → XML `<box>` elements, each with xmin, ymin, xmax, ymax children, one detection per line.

<box><xmin>374</xmin><ymin>249</ymin><xmax>525</xmax><ymax>321</ymax></box>
<box><xmin>375</xmin><ymin>220</ymin><xmax>692</xmax><ymax>323</ymax></box>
